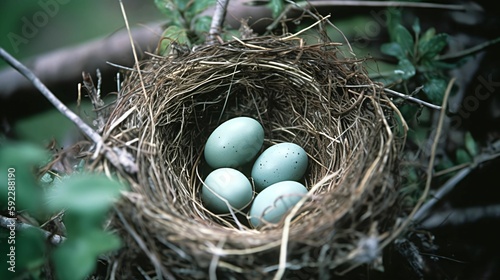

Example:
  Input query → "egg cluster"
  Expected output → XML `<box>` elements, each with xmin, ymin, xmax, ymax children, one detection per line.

<box><xmin>201</xmin><ymin>117</ymin><xmax>309</xmax><ymax>228</ymax></box>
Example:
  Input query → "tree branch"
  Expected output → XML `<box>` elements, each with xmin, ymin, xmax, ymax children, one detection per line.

<box><xmin>420</xmin><ymin>204</ymin><xmax>500</xmax><ymax>229</ymax></box>
<box><xmin>295</xmin><ymin>0</ymin><xmax>470</xmax><ymax>11</ymax></box>
<box><xmin>209</xmin><ymin>0</ymin><xmax>230</xmax><ymax>44</ymax></box>
<box><xmin>0</xmin><ymin>215</ymin><xmax>66</xmax><ymax>245</ymax></box>
<box><xmin>0</xmin><ymin>48</ymin><xmax>104</xmax><ymax>145</ymax></box>
<box><xmin>0</xmin><ymin>48</ymin><xmax>138</xmax><ymax>174</ymax></box>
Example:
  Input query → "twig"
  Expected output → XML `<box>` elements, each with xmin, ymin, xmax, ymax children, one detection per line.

<box><xmin>413</xmin><ymin>78</ymin><xmax>456</xmax><ymax>221</ymax></box>
<box><xmin>82</xmin><ymin>71</ymin><xmax>106</xmax><ymax>133</ymax></box>
<box><xmin>0</xmin><ymin>48</ymin><xmax>102</xmax><ymax>144</ymax></box>
<box><xmin>415</xmin><ymin>78</ymin><xmax>455</xmax><ymax>222</ymax></box>
<box><xmin>281</xmin><ymin>14</ymin><xmax>331</xmax><ymax>41</ymax></box>
<box><xmin>420</xmin><ymin>204</ymin><xmax>500</xmax><ymax>229</ymax></box>
<box><xmin>208</xmin><ymin>0</ymin><xmax>230</xmax><ymax>44</ymax></box>
<box><xmin>0</xmin><ymin>215</ymin><xmax>66</xmax><ymax>245</ymax></box>
<box><xmin>384</xmin><ymin>88</ymin><xmax>442</xmax><ymax>110</ymax></box>
<box><xmin>413</xmin><ymin>167</ymin><xmax>471</xmax><ymax>222</ymax></box>
<box><xmin>0</xmin><ymin>47</ymin><xmax>138</xmax><ymax>174</ymax></box>
<box><xmin>106</xmin><ymin>61</ymin><xmax>140</xmax><ymax>72</ymax></box>
<box><xmin>413</xmin><ymin>149</ymin><xmax>500</xmax><ymax>222</ymax></box>
<box><xmin>381</xmin><ymin>77</ymin><xmax>455</xmax><ymax>249</ymax></box>
<box><xmin>438</xmin><ymin>36</ymin><xmax>500</xmax><ymax>62</ymax></box>
<box><xmin>266</xmin><ymin>0</ymin><xmax>467</xmax><ymax>34</ymax></box>
<box><xmin>295</xmin><ymin>1</ymin><xmax>469</xmax><ymax>11</ymax></box>
<box><xmin>265</xmin><ymin>1</ymin><xmax>295</xmax><ymax>34</ymax></box>
<box><xmin>118</xmin><ymin>0</ymin><xmax>147</xmax><ymax>99</ymax></box>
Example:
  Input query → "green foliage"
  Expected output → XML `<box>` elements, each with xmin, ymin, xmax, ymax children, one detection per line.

<box><xmin>158</xmin><ymin>25</ymin><xmax>190</xmax><ymax>55</ymax></box>
<box><xmin>53</xmin><ymin>230</ymin><xmax>121</xmax><ymax>280</ymax></box>
<box><xmin>49</xmin><ymin>173</ymin><xmax>124</xmax><ymax>280</ymax></box>
<box><xmin>19</xmin><ymin>230</ymin><xmax>46</xmax><ymax>278</ymax></box>
<box><xmin>154</xmin><ymin>0</ymin><xmax>216</xmax><ymax>54</ymax></box>
<box><xmin>0</xmin><ymin>142</ymin><xmax>48</xmax><ymax>219</ymax></box>
<box><xmin>268</xmin><ymin>0</ymin><xmax>285</xmax><ymax>19</ymax></box>
<box><xmin>46</xmin><ymin>174</ymin><xmax>124</xmax><ymax>224</ymax></box>
<box><xmin>380</xmin><ymin>10</ymin><xmax>459</xmax><ymax>105</ymax></box>
<box><xmin>377</xmin><ymin>10</ymin><xmax>483</xmax><ymax>199</ymax></box>
<box><xmin>0</xmin><ymin>142</ymin><xmax>124</xmax><ymax>280</ymax></box>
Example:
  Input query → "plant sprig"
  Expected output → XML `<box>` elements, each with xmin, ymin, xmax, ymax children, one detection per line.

<box><xmin>0</xmin><ymin>142</ymin><xmax>125</xmax><ymax>280</ymax></box>
<box><xmin>379</xmin><ymin>10</ymin><xmax>459</xmax><ymax>104</ymax></box>
<box><xmin>154</xmin><ymin>0</ymin><xmax>216</xmax><ymax>53</ymax></box>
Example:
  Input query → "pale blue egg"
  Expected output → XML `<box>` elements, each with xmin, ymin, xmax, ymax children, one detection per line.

<box><xmin>251</xmin><ymin>142</ymin><xmax>308</xmax><ymax>192</ymax></box>
<box><xmin>248</xmin><ymin>181</ymin><xmax>308</xmax><ymax>228</ymax></box>
<box><xmin>204</xmin><ymin>117</ymin><xmax>264</xmax><ymax>168</ymax></box>
<box><xmin>201</xmin><ymin>168</ymin><xmax>253</xmax><ymax>214</ymax></box>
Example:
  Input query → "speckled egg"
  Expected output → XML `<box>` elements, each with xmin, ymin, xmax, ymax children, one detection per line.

<box><xmin>251</xmin><ymin>142</ymin><xmax>308</xmax><ymax>192</ymax></box>
<box><xmin>201</xmin><ymin>168</ymin><xmax>253</xmax><ymax>214</ymax></box>
<box><xmin>204</xmin><ymin>117</ymin><xmax>264</xmax><ymax>169</ymax></box>
<box><xmin>248</xmin><ymin>181</ymin><xmax>308</xmax><ymax>228</ymax></box>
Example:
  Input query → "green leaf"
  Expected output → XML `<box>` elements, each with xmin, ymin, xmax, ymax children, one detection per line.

<box><xmin>173</xmin><ymin>0</ymin><xmax>188</xmax><ymax>11</ymax></box>
<box><xmin>394</xmin><ymin>24</ymin><xmax>415</xmax><ymax>58</ymax></box>
<box><xmin>154</xmin><ymin>0</ymin><xmax>174</xmax><ymax>16</ymax></box>
<box><xmin>158</xmin><ymin>25</ymin><xmax>190</xmax><ymax>55</ymax></box>
<box><xmin>53</xmin><ymin>230</ymin><xmax>121</xmax><ymax>280</ymax></box>
<box><xmin>412</xmin><ymin>17</ymin><xmax>421</xmax><ymax>37</ymax></box>
<box><xmin>45</xmin><ymin>173</ymin><xmax>124</xmax><ymax>219</ymax></box>
<box><xmin>455</xmin><ymin>148</ymin><xmax>472</xmax><ymax>165</ymax></box>
<box><xmin>154</xmin><ymin>0</ymin><xmax>183</xmax><ymax>26</ymax></box>
<box><xmin>420</xmin><ymin>27</ymin><xmax>436</xmax><ymax>44</ymax></box>
<box><xmin>423</xmin><ymin>78</ymin><xmax>447</xmax><ymax>104</ymax></box>
<box><xmin>433</xmin><ymin>59</ymin><xmax>465</xmax><ymax>70</ymax></box>
<box><xmin>381</xmin><ymin>42</ymin><xmax>405</xmax><ymax>58</ymax></box>
<box><xmin>155</xmin><ymin>0</ymin><xmax>188</xmax><ymax>13</ymax></box>
<box><xmin>0</xmin><ymin>142</ymin><xmax>48</xmax><ymax>217</ymax></box>
<box><xmin>436</xmin><ymin>156</ymin><xmax>455</xmax><ymax>174</ymax></box>
<box><xmin>420</xmin><ymin>33</ymin><xmax>448</xmax><ymax>60</ymax></box>
<box><xmin>417</xmin><ymin>57</ymin><xmax>451</xmax><ymax>72</ymax></box>
<box><xmin>0</xmin><ymin>227</ymin><xmax>46</xmax><ymax>279</ymax></box>
<box><xmin>62</xmin><ymin>211</ymin><xmax>100</xmax><ymax>237</ymax></box>
<box><xmin>193</xmin><ymin>15</ymin><xmax>213</xmax><ymax>37</ymax></box>
<box><xmin>386</xmin><ymin>8</ymin><xmax>402</xmax><ymax>41</ymax></box>
<box><xmin>396</xmin><ymin>58</ymin><xmax>416</xmax><ymax>80</ymax></box>
<box><xmin>268</xmin><ymin>0</ymin><xmax>285</xmax><ymax>19</ymax></box>
<box><xmin>464</xmin><ymin>131</ymin><xmax>478</xmax><ymax>156</ymax></box>
<box><xmin>186</xmin><ymin>0</ymin><xmax>216</xmax><ymax>19</ymax></box>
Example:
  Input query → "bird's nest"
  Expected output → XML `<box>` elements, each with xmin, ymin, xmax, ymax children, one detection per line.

<box><xmin>88</xmin><ymin>28</ymin><xmax>406</xmax><ymax>279</ymax></box>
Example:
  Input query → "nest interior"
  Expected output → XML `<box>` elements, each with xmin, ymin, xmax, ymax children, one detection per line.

<box><xmin>92</xmin><ymin>34</ymin><xmax>405</xmax><ymax>279</ymax></box>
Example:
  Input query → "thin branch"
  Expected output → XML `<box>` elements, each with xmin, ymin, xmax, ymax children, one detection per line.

<box><xmin>0</xmin><ymin>48</ymin><xmax>138</xmax><ymax>174</ymax></box>
<box><xmin>0</xmin><ymin>215</ymin><xmax>66</xmax><ymax>245</ymax></box>
<box><xmin>118</xmin><ymin>0</ymin><xmax>147</xmax><ymax>99</ymax></box>
<box><xmin>0</xmin><ymin>48</ymin><xmax>102</xmax><ymax>144</ymax></box>
<box><xmin>381</xmin><ymin>78</ymin><xmax>455</xmax><ymax>249</ymax></box>
<box><xmin>420</xmin><ymin>204</ymin><xmax>500</xmax><ymax>229</ymax></box>
<box><xmin>416</xmin><ymin>78</ymin><xmax>456</xmax><ymax>223</ymax></box>
<box><xmin>296</xmin><ymin>1</ymin><xmax>469</xmax><ymax>11</ymax></box>
<box><xmin>413</xmin><ymin>166</ymin><xmax>471</xmax><ymax>222</ymax></box>
<box><xmin>438</xmin><ymin>36</ymin><xmax>500</xmax><ymax>62</ymax></box>
<box><xmin>413</xmin><ymin>149</ymin><xmax>500</xmax><ymax>222</ymax></box>
<box><xmin>384</xmin><ymin>88</ymin><xmax>442</xmax><ymax>110</ymax></box>
<box><xmin>281</xmin><ymin>14</ymin><xmax>331</xmax><ymax>41</ymax></box>
<box><xmin>209</xmin><ymin>0</ymin><xmax>230</xmax><ymax>44</ymax></box>
<box><xmin>82</xmin><ymin>71</ymin><xmax>106</xmax><ymax>133</ymax></box>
